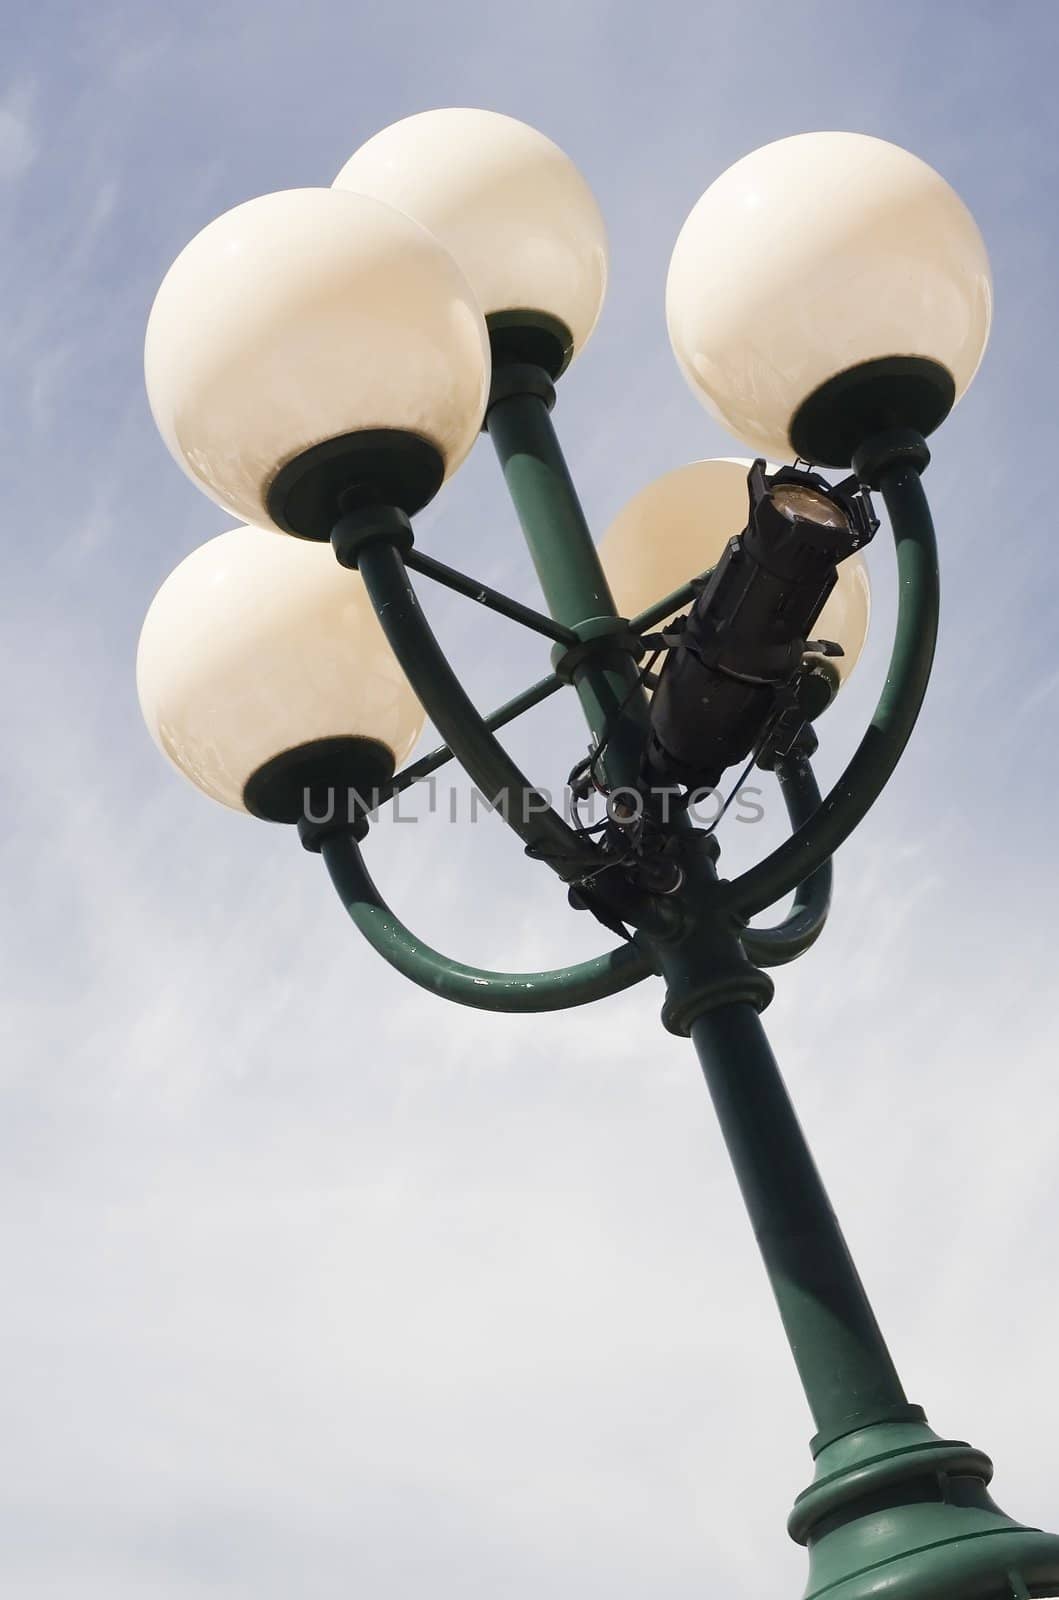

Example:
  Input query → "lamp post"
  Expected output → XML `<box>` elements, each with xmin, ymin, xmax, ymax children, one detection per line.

<box><xmin>136</xmin><ymin>112</ymin><xmax>1058</xmax><ymax>1599</ymax></box>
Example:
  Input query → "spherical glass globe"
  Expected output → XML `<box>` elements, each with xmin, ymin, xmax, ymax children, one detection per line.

<box><xmin>598</xmin><ymin>458</ymin><xmax>870</xmax><ymax>685</ymax></box>
<box><xmin>666</xmin><ymin>133</ymin><xmax>992</xmax><ymax>465</ymax></box>
<box><xmin>145</xmin><ymin>188</ymin><xmax>490</xmax><ymax>538</ymax></box>
<box><xmin>333</xmin><ymin>109</ymin><xmax>608</xmax><ymax>374</ymax></box>
<box><xmin>137</xmin><ymin>525</ymin><xmax>426</xmax><ymax>820</ymax></box>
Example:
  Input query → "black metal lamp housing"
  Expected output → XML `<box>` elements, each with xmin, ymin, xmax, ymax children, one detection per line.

<box><xmin>644</xmin><ymin>461</ymin><xmax>878</xmax><ymax>792</ymax></box>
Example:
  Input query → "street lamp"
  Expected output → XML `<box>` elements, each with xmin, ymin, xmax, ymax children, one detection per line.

<box><xmin>136</xmin><ymin>113</ymin><xmax>1058</xmax><ymax>1599</ymax></box>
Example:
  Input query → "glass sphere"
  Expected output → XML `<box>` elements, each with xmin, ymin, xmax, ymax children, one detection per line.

<box><xmin>145</xmin><ymin>188</ymin><xmax>490</xmax><ymax>533</ymax></box>
<box><xmin>334</xmin><ymin>109</ymin><xmax>608</xmax><ymax>369</ymax></box>
<box><xmin>137</xmin><ymin>525</ymin><xmax>425</xmax><ymax>815</ymax></box>
<box><xmin>666</xmin><ymin>133</ymin><xmax>992</xmax><ymax>461</ymax></box>
<box><xmin>598</xmin><ymin>458</ymin><xmax>870</xmax><ymax>684</ymax></box>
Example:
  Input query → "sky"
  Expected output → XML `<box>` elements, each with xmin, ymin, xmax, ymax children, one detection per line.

<box><xmin>2</xmin><ymin>0</ymin><xmax>1058</xmax><ymax>1595</ymax></box>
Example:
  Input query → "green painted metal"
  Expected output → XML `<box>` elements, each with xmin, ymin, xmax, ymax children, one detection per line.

<box><xmin>486</xmin><ymin>373</ymin><xmax>655</xmax><ymax>796</ymax></box>
<box><xmin>356</xmin><ymin>539</ymin><xmax>595</xmax><ymax>883</ymax></box>
<box><xmin>486</xmin><ymin>381</ymin><xmax>618</xmax><ymax>629</ymax></box>
<box><xmin>741</xmin><ymin>751</ymin><xmax>832</xmax><ymax>967</ymax></box>
<box><xmin>479</xmin><ymin>391</ymin><xmax>1059</xmax><ymax>1597</ymax></box>
<box><xmin>321</xmin><ymin>834</ymin><xmax>656</xmax><ymax>1012</ymax></box>
<box><xmin>355</xmin><ymin>537</ymin><xmax>680</xmax><ymax>937</ymax></box>
<box><xmin>479</xmin><ymin>380</ymin><xmax>915</xmax><ymax>1446</ymax></box>
<box><xmin>668</xmin><ymin>919</ymin><xmax>1059</xmax><ymax>1591</ymax></box>
<box><xmin>402</xmin><ymin>546</ymin><xmax>578</xmax><ymax>646</ymax></box>
<box><xmin>653</xmin><ymin>830</ymin><xmax>776</xmax><ymax>1032</ymax></box>
<box><xmin>791</xmin><ymin>1414</ymin><xmax>1059</xmax><ymax>1600</ymax></box>
<box><xmin>333</xmin><ymin>383</ymin><xmax>1058</xmax><ymax>1598</ymax></box>
<box><xmin>629</xmin><ymin>575</ymin><xmax>703</xmax><ymax>633</ymax></box>
<box><xmin>483</xmin><ymin>372</ymin><xmax>776</xmax><ymax>1022</ymax></box>
<box><xmin>727</xmin><ymin>456</ymin><xmax>939</xmax><ymax>919</ymax></box>
<box><xmin>689</xmin><ymin>998</ymin><xmax>911</xmax><ymax>1439</ymax></box>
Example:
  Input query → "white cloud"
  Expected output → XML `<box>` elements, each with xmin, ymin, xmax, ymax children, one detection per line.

<box><xmin>0</xmin><ymin>80</ymin><xmax>37</xmax><ymax>182</ymax></box>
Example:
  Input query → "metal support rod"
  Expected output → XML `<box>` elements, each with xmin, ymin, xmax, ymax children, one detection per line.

<box><xmin>486</xmin><ymin>375</ymin><xmax>652</xmax><ymax>789</ymax></box>
<box><xmin>687</xmin><ymin>1000</ymin><xmax>913</xmax><ymax>1443</ymax></box>
<box><xmin>321</xmin><ymin>834</ymin><xmax>656</xmax><ymax>1012</ymax></box>
<box><xmin>403</xmin><ymin>547</ymin><xmax>578</xmax><ymax>646</ymax></box>
<box><xmin>727</xmin><ymin>449</ymin><xmax>939</xmax><ymax>919</ymax></box>
<box><xmin>356</xmin><ymin>539</ymin><xmax>593</xmax><ymax>881</ymax></box>
<box><xmin>385</xmin><ymin>672</ymin><xmax>564</xmax><ymax>798</ymax></box>
<box><xmin>629</xmin><ymin>576</ymin><xmax>703</xmax><ymax>634</ymax></box>
<box><xmin>741</xmin><ymin>751</ymin><xmax>832</xmax><ymax>967</ymax></box>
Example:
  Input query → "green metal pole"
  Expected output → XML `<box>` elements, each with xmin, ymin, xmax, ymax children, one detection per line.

<box><xmin>687</xmin><ymin>1001</ymin><xmax>910</xmax><ymax>1441</ymax></box>
<box><xmin>485</xmin><ymin>383</ymin><xmax>617</xmax><ymax>628</ymax></box>
<box><xmin>486</xmin><ymin>379</ymin><xmax>650</xmax><ymax>788</ymax></box>
<box><xmin>486</xmin><ymin>365</ymin><xmax>909</xmax><ymax>1439</ymax></box>
<box><xmin>485</xmin><ymin>387</ymin><xmax>1059</xmax><ymax>1597</ymax></box>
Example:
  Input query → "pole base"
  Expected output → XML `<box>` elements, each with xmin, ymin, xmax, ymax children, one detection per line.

<box><xmin>790</xmin><ymin>1416</ymin><xmax>1059</xmax><ymax>1600</ymax></box>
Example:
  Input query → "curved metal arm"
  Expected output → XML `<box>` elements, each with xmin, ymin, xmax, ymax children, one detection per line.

<box><xmin>740</xmin><ymin>751</ymin><xmax>832</xmax><ymax>967</ymax></box>
<box><xmin>320</xmin><ymin>834</ymin><xmax>656</xmax><ymax>1013</ymax></box>
<box><xmin>355</xmin><ymin>538</ymin><xmax>678</xmax><ymax>937</ymax></box>
<box><xmin>356</xmin><ymin>539</ymin><xmax>594</xmax><ymax>882</ymax></box>
<box><xmin>726</xmin><ymin>454</ymin><xmax>939</xmax><ymax>919</ymax></box>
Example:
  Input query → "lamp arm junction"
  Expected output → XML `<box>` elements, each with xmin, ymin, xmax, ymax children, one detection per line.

<box><xmin>352</xmin><ymin>536</ymin><xmax>679</xmax><ymax>938</ymax></box>
<box><xmin>726</xmin><ymin>432</ymin><xmax>939</xmax><ymax>921</ymax></box>
<box><xmin>320</xmin><ymin>834</ymin><xmax>656</xmax><ymax>1011</ymax></box>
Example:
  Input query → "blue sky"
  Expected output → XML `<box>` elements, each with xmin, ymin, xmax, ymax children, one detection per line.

<box><xmin>3</xmin><ymin>1</ymin><xmax>1058</xmax><ymax>1595</ymax></box>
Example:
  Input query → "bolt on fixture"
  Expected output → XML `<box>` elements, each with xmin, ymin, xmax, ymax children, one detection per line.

<box><xmin>137</xmin><ymin>110</ymin><xmax>1058</xmax><ymax>1600</ymax></box>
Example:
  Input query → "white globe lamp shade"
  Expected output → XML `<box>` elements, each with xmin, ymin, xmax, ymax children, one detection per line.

<box><xmin>808</xmin><ymin>551</ymin><xmax>870</xmax><ymax>687</ymax></box>
<box><xmin>598</xmin><ymin>458</ymin><xmax>870</xmax><ymax>687</ymax></box>
<box><xmin>334</xmin><ymin>109</ymin><xmax>608</xmax><ymax>377</ymax></box>
<box><xmin>666</xmin><ymin>133</ymin><xmax>992</xmax><ymax>466</ymax></box>
<box><xmin>136</xmin><ymin>525</ymin><xmax>426</xmax><ymax>821</ymax></box>
<box><xmin>145</xmin><ymin>188</ymin><xmax>490</xmax><ymax>539</ymax></box>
